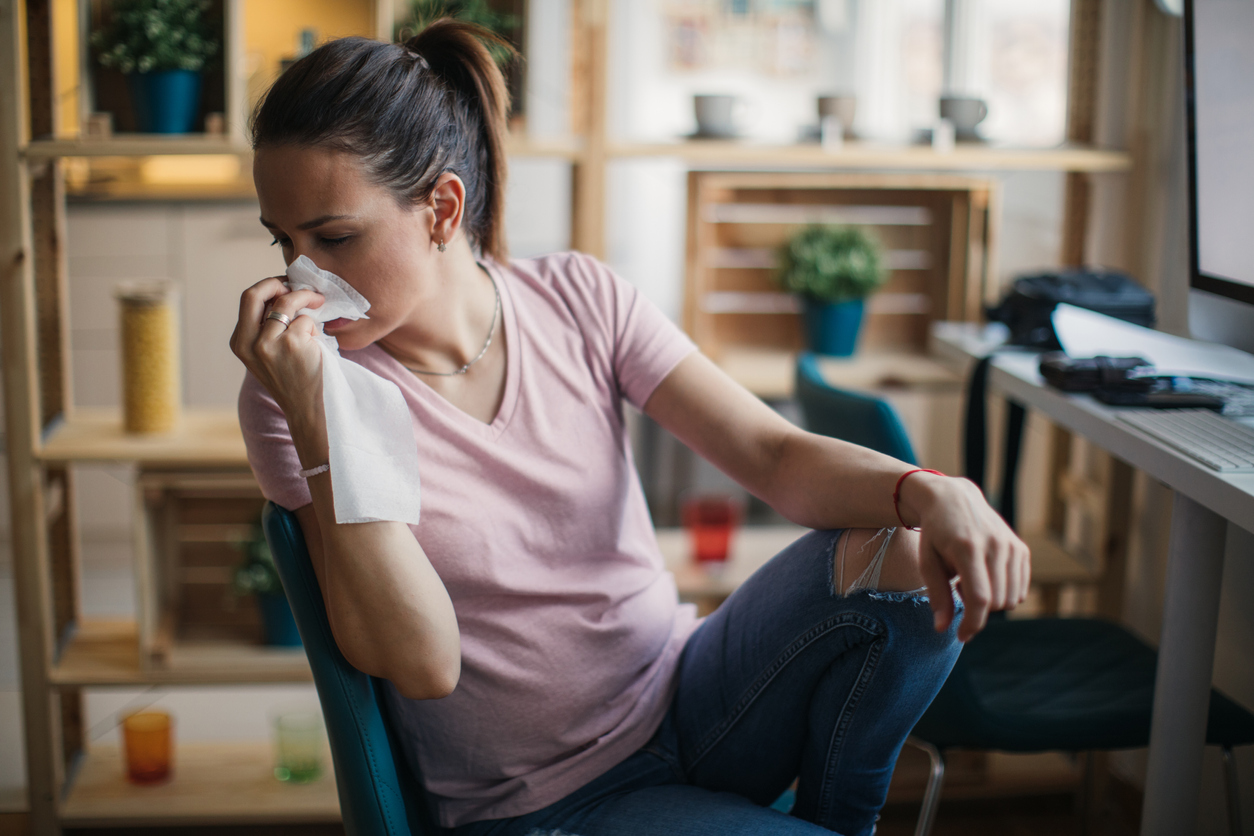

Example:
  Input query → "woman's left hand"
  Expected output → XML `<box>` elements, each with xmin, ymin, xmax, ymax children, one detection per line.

<box><xmin>896</xmin><ymin>470</ymin><xmax>1031</xmax><ymax>642</ymax></box>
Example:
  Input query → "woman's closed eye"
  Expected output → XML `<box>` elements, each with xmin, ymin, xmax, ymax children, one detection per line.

<box><xmin>269</xmin><ymin>235</ymin><xmax>352</xmax><ymax>248</ymax></box>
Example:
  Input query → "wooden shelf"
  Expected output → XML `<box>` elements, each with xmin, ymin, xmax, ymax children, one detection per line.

<box><xmin>51</xmin><ymin>620</ymin><xmax>312</xmax><ymax>687</ymax></box>
<box><xmin>717</xmin><ymin>347</ymin><xmax>963</xmax><ymax>401</ymax></box>
<box><xmin>22</xmin><ymin>134</ymin><xmax>251</xmax><ymax>159</ymax></box>
<box><xmin>610</xmin><ymin>140</ymin><xmax>1132</xmax><ymax>172</ymax></box>
<box><xmin>39</xmin><ymin>408</ymin><xmax>248</xmax><ymax>466</ymax></box>
<box><xmin>67</xmin><ymin>179</ymin><xmax>257</xmax><ymax>202</ymax></box>
<box><xmin>505</xmin><ymin>134</ymin><xmax>585</xmax><ymax>159</ymax></box>
<box><xmin>61</xmin><ymin>742</ymin><xmax>339</xmax><ymax>827</ymax></box>
<box><xmin>26</xmin><ymin>135</ymin><xmax>1126</xmax><ymax>172</ymax></box>
<box><xmin>25</xmin><ymin>131</ymin><xmax>582</xmax><ymax>161</ymax></box>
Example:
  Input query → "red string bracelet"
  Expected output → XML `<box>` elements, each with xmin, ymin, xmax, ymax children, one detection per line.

<box><xmin>892</xmin><ymin>468</ymin><xmax>944</xmax><ymax>530</ymax></box>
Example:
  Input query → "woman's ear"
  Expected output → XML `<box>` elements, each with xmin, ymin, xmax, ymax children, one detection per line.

<box><xmin>430</xmin><ymin>172</ymin><xmax>467</xmax><ymax>249</ymax></box>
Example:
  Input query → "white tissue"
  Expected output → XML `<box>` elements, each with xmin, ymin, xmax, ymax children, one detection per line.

<box><xmin>285</xmin><ymin>255</ymin><xmax>422</xmax><ymax>525</ymax></box>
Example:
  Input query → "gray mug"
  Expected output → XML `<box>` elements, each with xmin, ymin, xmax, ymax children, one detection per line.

<box><xmin>817</xmin><ymin>95</ymin><xmax>857</xmax><ymax>138</ymax></box>
<box><xmin>939</xmin><ymin>96</ymin><xmax>988</xmax><ymax>138</ymax></box>
<box><xmin>694</xmin><ymin>94</ymin><xmax>740</xmax><ymax>138</ymax></box>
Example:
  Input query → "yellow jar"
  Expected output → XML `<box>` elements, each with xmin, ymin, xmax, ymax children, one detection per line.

<box><xmin>115</xmin><ymin>282</ymin><xmax>180</xmax><ymax>434</ymax></box>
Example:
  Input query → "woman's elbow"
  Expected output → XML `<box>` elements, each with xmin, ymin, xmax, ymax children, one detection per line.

<box><xmin>394</xmin><ymin>654</ymin><xmax>460</xmax><ymax>700</ymax></box>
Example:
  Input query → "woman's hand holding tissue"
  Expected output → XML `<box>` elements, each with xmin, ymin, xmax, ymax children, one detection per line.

<box><xmin>231</xmin><ymin>274</ymin><xmax>458</xmax><ymax>697</ymax></box>
<box><xmin>230</xmin><ymin>276</ymin><xmax>327</xmax><ymax>435</ymax></box>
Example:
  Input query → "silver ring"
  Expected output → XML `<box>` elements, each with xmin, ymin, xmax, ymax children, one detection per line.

<box><xmin>265</xmin><ymin>310</ymin><xmax>292</xmax><ymax>329</ymax></box>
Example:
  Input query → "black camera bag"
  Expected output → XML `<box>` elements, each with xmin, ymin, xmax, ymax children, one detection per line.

<box><xmin>986</xmin><ymin>269</ymin><xmax>1156</xmax><ymax>350</ymax></box>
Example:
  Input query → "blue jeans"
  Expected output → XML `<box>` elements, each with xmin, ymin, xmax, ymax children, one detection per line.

<box><xmin>447</xmin><ymin>530</ymin><xmax>963</xmax><ymax>836</ymax></box>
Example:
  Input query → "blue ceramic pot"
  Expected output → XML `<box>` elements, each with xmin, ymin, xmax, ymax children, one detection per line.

<box><xmin>802</xmin><ymin>297</ymin><xmax>866</xmax><ymax>357</ymax></box>
<box><xmin>125</xmin><ymin>69</ymin><xmax>202</xmax><ymax>133</ymax></box>
<box><xmin>257</xmin><ymin>592</ymin><xmax>302</xmax><ymax>647</ymax></box>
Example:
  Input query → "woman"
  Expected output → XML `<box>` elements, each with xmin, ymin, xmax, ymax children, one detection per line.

<box><xmin>232</xmin><ymin>21</ymin><xmax>1029</xmax><ymax>836</ymax></box>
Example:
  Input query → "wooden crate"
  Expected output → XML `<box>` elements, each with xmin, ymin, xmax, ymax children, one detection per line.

<box><xmin>683</xmin><ymin>171</ymin><xmax>998</xmax><ymax>360</ymax></box>
<box><xmin>134</xmin><ymin>468</ymin><xmax>272</xmax><ymax>669</ymax></box>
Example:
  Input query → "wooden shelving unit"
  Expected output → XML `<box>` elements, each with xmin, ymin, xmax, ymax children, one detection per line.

<box><xmin>683</xmin><ymin>171</ymin><xmax>997</xmax><ymax>365</ymax></box>
<box><xmin>39</xmin><ymin>408</ymin><xmax>247</xmax><ymax>465</ymax></box>
<box><xmin>2</xmin><ymin>0</ymin><xmax>1137</xmax><ymax>832</ymax></box>
<box><xmin>60</xmin><ymin>743</ymin><xmax>338</xmax><ymax>827</ymax></box>
<box><xmin>611</xmin><ymin>140</ymin><xmax>1131</xmax><ymax>173</ymax></box>
<box><xmin>50</xmin><ymin>620</ymin><xmax>310</xmax><ymax>687</ymax></box>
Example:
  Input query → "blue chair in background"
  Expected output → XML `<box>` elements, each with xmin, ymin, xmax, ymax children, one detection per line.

<box><xmin>793</xmin><ymin>352</ymin><xmax>1254</xmax><ymax>836</ymax></box>
<box><xmin>794</xmin><ymin>351</ymin><xmax>918</xmax><ymax>464</ymax></box>
<box><xmin>263</xmin><ymin>501</ymin><xmax>433</xmax><ymax>836</ymax></box>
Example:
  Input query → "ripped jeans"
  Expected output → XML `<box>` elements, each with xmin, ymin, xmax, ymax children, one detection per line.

<box><xmin>446</xmin><ymin>529</ymin><xmax>963</xmax><ymax>836</ymax></box>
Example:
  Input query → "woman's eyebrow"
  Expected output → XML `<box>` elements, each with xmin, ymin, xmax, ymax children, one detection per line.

<box><xmin>258</xmin><ymin>214</ymin><xmax>357</xmax><ymax>230</ymax></box>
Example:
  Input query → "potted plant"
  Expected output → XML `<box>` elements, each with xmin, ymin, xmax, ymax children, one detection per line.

<box><xmin>774</xmin><ymin>225</ymin><xmax>887</xmax><ymax>356</ymax></box>
<box><xmin>91</xmin><ymin>0</ymin><xmax>219</xmax><ymax>134</ymax></box>
<box><xmin>232</xmin><ymin>529</ymin><xmax>302</xmax><ymax>647</ymax></box>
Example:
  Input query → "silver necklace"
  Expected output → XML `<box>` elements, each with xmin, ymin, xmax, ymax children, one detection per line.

<box><xmin>404</xmin><ymin>270</ymin><xmax>501</xmax><ymax>376</ymax></box>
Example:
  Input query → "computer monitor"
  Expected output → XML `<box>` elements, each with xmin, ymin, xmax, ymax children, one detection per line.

<box><xmin>1185</xmin><ymin>0</ymin><xmax>1254</xmax><ymax>307</ymax></box>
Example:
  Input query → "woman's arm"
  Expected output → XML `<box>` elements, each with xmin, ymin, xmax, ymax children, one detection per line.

<box><xmin>233</xmin><ymin>277</ymin><xmax>460</xmax><ymax>699</ymax></box>
<box><xmin>643</xmin><ymin>351</ymin><xmax>1029</xmax><ymax>641</ymax></box>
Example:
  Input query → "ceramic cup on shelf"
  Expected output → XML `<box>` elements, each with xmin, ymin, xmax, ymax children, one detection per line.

<box><xmin>693</xmin><ymin>94</ymin><xmax>743</xmax><ymax>139</ymax></box>
<box><xmin>938</xmin><ymin>96</ymin><xmax>988</xmax><ymax>141</ymax></box>
<box><xmin>817</xmin><ymin>94</ymin><xmax>857</xmax><ymax>139</ymax></box>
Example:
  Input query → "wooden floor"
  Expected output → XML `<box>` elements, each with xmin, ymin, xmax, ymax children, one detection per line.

<box><xmin>0</xmin><ymin>802</ymin><xmax>1141</xmax><ymax>836</ymax></box>
<box><xmin>1</xmin><ymin>788</ymin><xmax>1146</xmax><ymax>836</ymax></box>
<box><xmin>0</xmin><ymin>749</ymin><xmax>1144</xmax><ymax>836</ymax></box>
<box><xmin>879</xmin><ymin>794</ymin><xmax>1139</xmax><ymax>836</ymax></box>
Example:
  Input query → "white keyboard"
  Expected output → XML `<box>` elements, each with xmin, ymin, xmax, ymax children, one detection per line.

<box><xmin>1117</xmin><ymin>409</ymin><xmax>1254</xmax><ymax>473</ymax></box>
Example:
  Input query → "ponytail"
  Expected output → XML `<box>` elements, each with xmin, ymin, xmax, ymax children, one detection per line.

<box><xmin>251</xmin><ymin>21</ymin><xmax>516</xmax><ymax>262</ymax></box>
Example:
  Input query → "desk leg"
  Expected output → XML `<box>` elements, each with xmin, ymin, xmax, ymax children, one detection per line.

<box><xmin>1140</xmin><ymin>492</ymin><xmax>1227</xmax><ymax>836</ymax></box>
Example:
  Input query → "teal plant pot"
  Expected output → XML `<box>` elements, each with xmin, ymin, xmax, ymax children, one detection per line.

<box><xmin>125</xmin><ymin>69</ymin><xmax>201</xmax><ymax>133</ymax></box>
<box><xmin>257</xmin><ymin>592</ymin><xmax>303</xmax><ymax>647</ymax></box>
<box><xmin>802</xmin><ymin>298</ymin><xmax>866</xmax><ymax>356</ymax></box>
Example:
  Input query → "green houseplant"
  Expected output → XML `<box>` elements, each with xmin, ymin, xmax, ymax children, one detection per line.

<box><xmin>232</xmin><ymin>528</ymin><xmax>301</xmax><ymax>647</ymax></box>
<box><xmin>396</xmin><ymin>0</ymin><xmax>521</xmax><ymax>66</ymax></box>
<box><xmin>91</xmin><ymin>0</ymin><xmax>219</xmax><ymax>133</ymax></box>
<box><xmin>774</xmin><ymin>225</ymin><xmax>887</xmax><ymax>356</ymax></box>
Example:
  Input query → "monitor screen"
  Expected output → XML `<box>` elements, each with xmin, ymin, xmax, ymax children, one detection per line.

<box><xmin>1187</xmin><ymin>0</ymin><xmax>1254</xmax><ymax>305</ymax></box>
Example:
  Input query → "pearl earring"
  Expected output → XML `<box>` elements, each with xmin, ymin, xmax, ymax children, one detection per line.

<box><xmin>437</xmin><ymin>238</ymin><xmax>446</xmax><ymax>253</ymax></box>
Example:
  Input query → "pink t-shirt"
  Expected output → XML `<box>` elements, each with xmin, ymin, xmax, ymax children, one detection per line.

<box><xmin>238</xmin><ymin>252</ymin><xmax>700</xmax><ymax>827</ymax></box>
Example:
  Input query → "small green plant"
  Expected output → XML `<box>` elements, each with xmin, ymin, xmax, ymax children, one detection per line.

<box><xmin>774</xmin><ymin>225</ymin><xmax>886</xmax><ymax>303</ymax></box>
<box><xmin>91</xmin><ymin>0</ymin><xmax>219</xmax><ymax>74</ymax></box>
<box><xmin>396</xmin><ymin>0</ymin><xmax>520</xmax><ymax>65</ymax></box>
<box><xmin>232</xmin><ymin>528</ymin><xmax>282</xmax><ymax>598</ymax></box>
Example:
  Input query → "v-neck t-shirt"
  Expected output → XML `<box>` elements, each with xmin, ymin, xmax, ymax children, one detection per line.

<box><xmin>238</xmin><ymin>251</ymin><xmax>700</xmax><ymax>827</ymax></box>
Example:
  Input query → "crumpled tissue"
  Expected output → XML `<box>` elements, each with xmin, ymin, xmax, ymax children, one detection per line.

<box><xmin>285</xmin><ymin>255</ymin><xmax>421</xmax><ymax>525</ymax></box>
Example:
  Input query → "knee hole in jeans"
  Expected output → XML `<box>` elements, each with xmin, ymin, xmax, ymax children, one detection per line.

<box><xmin>833</xmin><ymin>528</ymin><xmax>927</xmax><ymax>597</ymax></box>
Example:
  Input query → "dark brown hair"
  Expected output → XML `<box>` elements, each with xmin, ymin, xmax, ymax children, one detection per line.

<box><xmin>251</xmin><ymin>20</ymin><xmax>514</xmax><ymax>262</ymax></box>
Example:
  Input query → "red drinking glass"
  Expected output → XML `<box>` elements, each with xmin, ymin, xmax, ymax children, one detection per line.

<box><xmin>681</xmin><ymin>494</ymin><xmax>742</xmax><ymax>565</ymax></box>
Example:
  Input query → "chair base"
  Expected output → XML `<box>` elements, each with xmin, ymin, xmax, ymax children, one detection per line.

<box><xmin>904</xmin><ymin>742</ymin><xmax>1244</xmax><ymax>836</ymax></box>
<box><xmin>904</xmin><ymin>736</ymin><xmax>945</xmax><ymax>836</ymax></box>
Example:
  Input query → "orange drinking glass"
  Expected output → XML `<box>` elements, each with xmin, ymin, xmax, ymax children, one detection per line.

<box><xmin>121</xmin><ymin>710</ymin><xmax>172</xmax><ymax>785</ymax></box>
<box><xmin>681</xmin><ymin>494</ymin><xmax>742</xmax><ymax>565</ymax></box>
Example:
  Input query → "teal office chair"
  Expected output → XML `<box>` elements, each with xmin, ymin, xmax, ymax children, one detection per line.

<box><xmin>262</xmin><ymin>502</ymin><xmax>433</xmax><ymax>836</ymax></box>
<box><xmin>794</xmin><ymin>351</ymin><xmax>917</xmax><ymax>463</ymax></box>
<box><xmin>793</xmin><ymin>352</ymin><xmax>1254</xmax><ymax>836</ymax></box>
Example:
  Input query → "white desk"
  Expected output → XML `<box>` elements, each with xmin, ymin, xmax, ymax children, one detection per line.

<box><xmin>932</xmin><ymin>322</ymin><xmax>1254</xmax><ymax>836</ymax></box>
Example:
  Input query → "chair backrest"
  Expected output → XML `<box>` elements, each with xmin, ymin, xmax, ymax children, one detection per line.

<box><xmin>794</xmin><ymin>352</ymin><xmax>919</xmax><ymax>465</ymax></box>
<box><xmin>262</xmin><ymin>502</ymin><xmax>433</xmax><ymax>836</ymax></box>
